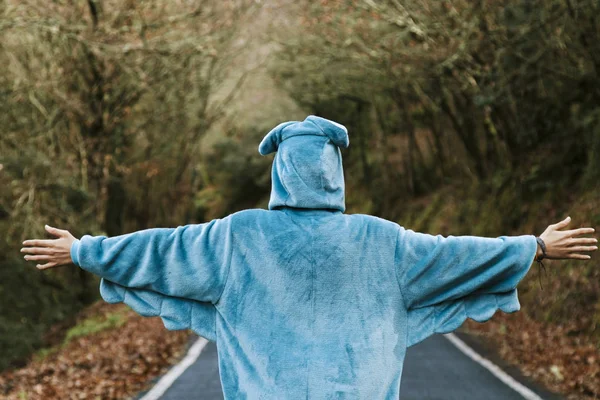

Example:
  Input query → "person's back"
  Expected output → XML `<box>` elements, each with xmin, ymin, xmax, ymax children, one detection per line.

<box><xmin>200</xmin><ymin>117</ymin><xmax>411</xmax><ymax>397</ymax></box>
<box><xmin>23</xmin><ymin>115</ymin><xmax>597</xmax><ymax>399</ymax></box>
<box><xmin>216</xmin><ymin>208</ymin><xmax>403</xmax><ymax>398</ymax></box>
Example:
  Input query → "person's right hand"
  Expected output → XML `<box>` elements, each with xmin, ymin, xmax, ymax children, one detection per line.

<box><xmin>538</xmin><ymin>216</ymin><xmax>597</xmax><ymax>260</ymax></box>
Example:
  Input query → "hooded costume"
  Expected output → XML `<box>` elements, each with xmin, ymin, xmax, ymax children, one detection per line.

<box><xmin>70</xmin><ymin>115</ymin><xmax>538</xmax><ymax>399</ymax></box>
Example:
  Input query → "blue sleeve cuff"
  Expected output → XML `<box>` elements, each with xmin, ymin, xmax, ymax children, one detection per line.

<box><xmin>70</xmin><ymin>239</ymin><xmax>81</xmax><ymax>266</ymax></box>
<box><xmin>520</xmin><ymin>234</ymin><xmax>538</xmax><ymax>271</ymax></box>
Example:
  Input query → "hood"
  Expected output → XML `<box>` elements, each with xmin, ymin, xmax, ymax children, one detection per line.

<box><xmin>258</xmin><ymin>115</ymin><xmax>349</xmax><ymax>212</ymax></box>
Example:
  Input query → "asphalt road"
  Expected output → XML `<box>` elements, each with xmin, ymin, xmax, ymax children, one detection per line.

<box><xmin>138</xmin><ymin>333</ymin><xmax>563</xmax><ymax>400</ymax></box>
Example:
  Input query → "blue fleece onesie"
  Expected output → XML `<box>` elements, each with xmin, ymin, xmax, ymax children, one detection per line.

<box><xmin>70</xmin><ymin>115</ymin><xmax>538</xmax><ymax>399</ymax></box>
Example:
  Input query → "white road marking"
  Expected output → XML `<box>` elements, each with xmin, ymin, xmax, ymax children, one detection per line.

<box><xmin>140</xmin><ymin>337</ymin><xmax>209</xmax><ymax>400</ymax></box>
<box><xmin>444</xmin><ymin>333</ymin><xmax>544</xmax><ymax>400</ymax></box>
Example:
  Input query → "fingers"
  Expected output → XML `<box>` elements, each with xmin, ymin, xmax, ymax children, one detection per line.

<box><xmin>24</xmin><ymin>254</ymin><xmax>52</xmax><ymax>261</ymax></box>
<box><xmin>566</xmin><ymin>227</ymin><xmax>596</xmax><ymax>237</ymax></box>
<box><xmin>572</xmin><ymin>237</ymin><xmax>599</xmax><ymax>245</ymax></box>
<box><xmin>569</xmin><ymin>246</ymin><xmax>598</xmax><ymax>253</ymax></box>
<box><xmin>569</xmin><ymin>254</ymin><xmax>592</xmax><ymax>260</ymax></box>
<box><xmin>45</xmin><ymin>225</ymin><xmax>69</xmax><ymax>238</ymax></box>
<box><xmin>21</xmin><ymin>247</ymin><xmax>54</xmax><ymax>255</ymax></box>
<box><xmin>37</xmin><ymin>262</ymin><xmax>57</xmax><ymax>270</ymax></box>
<box><xmin>22</xmin><ymin>239</ymin><xmax>55</xmax><ymax>247</ymax></box>
<box><xmin>22</xmin><ymin>225</ymin><xmax>72</xmax><ymax>247</ymax></box>
<box><xmin>552</xmin><ymin>216</ymin><xmax>571</xmax><ymax>230</ymax></box>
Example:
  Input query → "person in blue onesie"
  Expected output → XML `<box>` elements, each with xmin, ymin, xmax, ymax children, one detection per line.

<box><xmin>22</xmin><ymin>115</ymin><xmax>598</xmax><ymax>399</ymax></box>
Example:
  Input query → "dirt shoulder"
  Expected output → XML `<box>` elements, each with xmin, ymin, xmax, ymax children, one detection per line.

<box><xmin>0</xmin><ymin>301</ymin><xmax>194</xmax><ymax>400</ymax></box>
<box><xmin>461</xmin><ymin>311</ymin><xmax>599</xmax><ymax>400</ymax></box>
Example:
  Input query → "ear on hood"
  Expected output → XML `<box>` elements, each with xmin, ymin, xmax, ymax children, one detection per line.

<box><xmin>258</xmin><ymin>115</ymin><xmax>349</xmax><ymax>155</ymax></box>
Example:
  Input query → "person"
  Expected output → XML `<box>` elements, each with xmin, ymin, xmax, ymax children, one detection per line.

<box><xmin>21</xmin><ymin>115</ymin><xmax>597</xmax><ymax>399</ymax></box>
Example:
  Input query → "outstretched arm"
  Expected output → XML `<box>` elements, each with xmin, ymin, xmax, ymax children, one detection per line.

<box><xmin>21</xmin><ymin>220</ymin><xmax>234</xmax><ymax>304</ymax></box>
<box><xmin>398</xmin><ymin>216</ymin><xmax>596</xmax><ymax>347</ymax></box>
<box><xmin>397</xmin><ymin>216</ymin><xmax>596</xmax><ymax>311</ymax></box>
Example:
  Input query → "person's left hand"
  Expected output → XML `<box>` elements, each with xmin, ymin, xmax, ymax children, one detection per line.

<box><xmin>21</xmin><ymin>225</ymin><xmax>77</xmax><ymax>270</ymax></box>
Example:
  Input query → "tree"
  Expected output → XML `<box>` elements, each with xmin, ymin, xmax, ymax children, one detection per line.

<box><xmin>0</xmin><ymin>0</ymin><xmax>253</xmax><ymax>370</ymax></box>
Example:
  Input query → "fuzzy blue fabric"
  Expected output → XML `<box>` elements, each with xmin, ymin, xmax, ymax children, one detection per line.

<box><xmin>71</xmin><ymin>115</ymin><xmax>538</xmax><ymax>399</ymax></box>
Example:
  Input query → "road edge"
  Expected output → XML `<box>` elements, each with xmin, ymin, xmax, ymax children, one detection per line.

<box><xmin>451</xmin><ymin>329</ymin><xmax>564</xmax><ymax>400</ymax></box>
<box><xmin>133</xmin><ymin>334</ymin><xmax>207</xmax><ymax>400</ymax></box>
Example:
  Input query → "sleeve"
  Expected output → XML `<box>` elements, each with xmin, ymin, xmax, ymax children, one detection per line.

<box><xmin>98</xmin><ymin>279</ymin><xmax>217</xmax><ymax>341</ymax></box>
<box><xmin>70</xmin><ymin>217</ymin><xmax>234</xmax><ymax>303</ymax></box>
<box><xmin>394</xmin><ymin>226</ymin><xmax>538</xmax><ymax>348</ymax></box>
<box><xmin>69</xmin><ymin>218</ymin><xmax>234</xmax><ymax>342</ymax></box>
